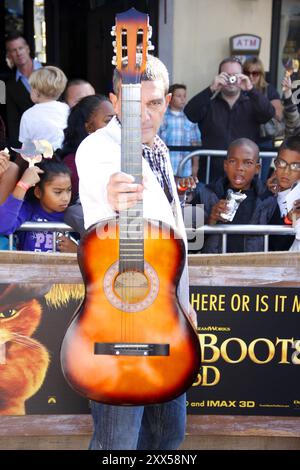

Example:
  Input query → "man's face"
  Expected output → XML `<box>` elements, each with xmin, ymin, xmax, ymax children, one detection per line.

<box><xmin>110</xmin><ymin>80</ymin><xmax>171</xmax><ymax>147</ymax></box>
<box><xmin>65</xmin><ymin>83</ymin><xmax>96</xmax><ymax>108</ymax></box>
<box><xmin>220</xmin><ymin>61</ymin><xmax>242</xmax><ymax>97</ymax></box>
<box><xmin>6</xmin><ymin>38</ymin><xmax>31</xmax><ymax>68</ymax></box>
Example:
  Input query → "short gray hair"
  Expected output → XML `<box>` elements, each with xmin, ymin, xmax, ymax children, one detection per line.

<box><xmin>113</xmin><ymin>55</ymin><xmax>169</xmax><ymax>95</ymax></box>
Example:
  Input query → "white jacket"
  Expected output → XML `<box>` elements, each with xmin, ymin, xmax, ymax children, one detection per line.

<box><xmin>76</xmin><ymin>116</ymin><xmax>189</xmax><ymax>311</ymax></box>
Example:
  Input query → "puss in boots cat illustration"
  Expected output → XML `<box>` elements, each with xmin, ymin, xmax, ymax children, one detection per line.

<box><xmin>0</xmin><ymin>283</ymin><xmax>84</xmax><ymax>415</ymax></box>
<box><xmin>0</xmin><ymin>284</ymin><xmax>50</xmax><ymax>415</ymax></box>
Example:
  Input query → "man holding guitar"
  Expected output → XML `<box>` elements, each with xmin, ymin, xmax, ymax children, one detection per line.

<box><xmin>65</xmin><ymin>9</ymin><xmax>199</xmax><ymax>451</ymax></box>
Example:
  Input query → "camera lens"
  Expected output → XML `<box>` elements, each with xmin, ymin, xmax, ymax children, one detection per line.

<box><xmin>228</xmin><ymin>75</ymin><xmax>237</xmax><ymax>84</ymax></box>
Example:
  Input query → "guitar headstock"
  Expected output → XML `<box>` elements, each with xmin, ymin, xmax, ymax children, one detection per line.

<box><xmin>111</xmin><ymin>8</ymin><xmax>154</xmax><ymax>84</ymax></box>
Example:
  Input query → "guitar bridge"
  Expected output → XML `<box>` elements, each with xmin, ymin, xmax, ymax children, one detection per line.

<box><xmin>94</xmin><ymin>342</ymin><xmax>169</xmax><ymax>356</ymax></box>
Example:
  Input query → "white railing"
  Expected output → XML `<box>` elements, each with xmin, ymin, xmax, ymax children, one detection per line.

<box><xmin>7</xmin><ymin>222</ymin><xmax>73</xmax><ymax>252</ymax></box>
<box><xmin>5</xmin><ymin>222</ymin><xmax>295</xmax><ymax>253</ymax></box>
<box><xmin>186</xmin><ymin>224</ymin><xmax>295</xmax><ymax>253</ymax></box>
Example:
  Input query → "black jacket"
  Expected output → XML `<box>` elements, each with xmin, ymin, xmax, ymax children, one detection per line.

<box><xmin>185</xmin><ymin>87</ymin><xmax>275</xmax><ymax>149</ymax></box>
<box><xmin>184</xmin><ymin>87</ymin><xmax>275</xmax><ymax>181</ymax></box>
<box><xmin>190</xmin><ymin>177</ymin><xmax>278</xmax><ymax>253</ymax></box>
<box><xmin>6</xmin><ymin>77</ymin><xmax>33</xmax><ymax>148</ymax></box>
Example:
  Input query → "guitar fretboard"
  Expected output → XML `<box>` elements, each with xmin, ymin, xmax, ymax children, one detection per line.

<box><xmin>119</xmin><ymin>84</ymin><xmax>144</xmax><ymax>273</ymax></box>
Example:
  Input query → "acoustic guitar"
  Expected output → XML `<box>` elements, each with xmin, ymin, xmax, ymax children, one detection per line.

<box><xmin>60</xmin><ymin>7</ymin><xmax>201</xmax><ymax>406</ymax></box>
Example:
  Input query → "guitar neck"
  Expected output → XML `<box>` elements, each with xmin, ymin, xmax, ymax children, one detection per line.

<box><xmin>119</xmin><ymin>83</ymin><xmax>144</xmax><ymax>273</ymax></box>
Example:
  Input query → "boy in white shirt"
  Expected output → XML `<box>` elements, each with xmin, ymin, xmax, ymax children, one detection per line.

<box><xmin>19</xmin><ymin>66</ymin><xmax>69</xmax><ymax>150</ymax></box>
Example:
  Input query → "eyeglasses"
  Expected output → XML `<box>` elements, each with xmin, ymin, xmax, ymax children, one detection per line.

<box><xmin>274</xmin><ymin>157</ymin><xmax>300</xmax><ymax>172</ymax></box>
<box><xmin>244</xmin><ymin>70</ymin><xmax>261</xmax><ymax>77</ymax></box>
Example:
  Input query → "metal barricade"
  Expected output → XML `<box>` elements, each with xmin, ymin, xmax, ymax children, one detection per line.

<box><xmin>186</xmin><ymin>224</ymin><xmax>295</xmax><ymax>253</ymax></box>
<box><xmin>7</xmin><ymin>222</ymin><xmax>73</xmax><ymax>252</ymax></box>
<box><xmin>5</xmin><ymin>222</ymin><xmax>295</xmax><ymax>254</ymax></box>
<box><xmin>176</xmin><ymin>149</ymin><xmax>277</xmax><ymax>183</ymax></box>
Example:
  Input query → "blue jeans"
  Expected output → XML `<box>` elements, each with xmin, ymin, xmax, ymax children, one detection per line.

<box><xmin>89</xmin><ymin>393</ymin><xmax>186</xmax><ymax>450</ymax></box>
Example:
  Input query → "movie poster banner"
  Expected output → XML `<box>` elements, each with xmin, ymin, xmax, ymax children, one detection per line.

<box><xmin>1</xmin><ymin>280</ymin><xmax>300</xmax><ymax>416</ymax></box>
<box><xmin>188</xmin><ymin>285</ymin><xmax>300</xmax><ymax>416</ymax></box>
<box><xmin>0</xmin><ymin>282</ymin><xmax>89</xmax><ymax>415</ymax></box>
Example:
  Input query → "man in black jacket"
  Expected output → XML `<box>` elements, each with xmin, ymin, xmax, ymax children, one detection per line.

<box><xmin>5</xmin><ymin>32</ymin><xmax>42</xmax><ymax>149</ymax></box>
<box><xmin>184</xmin><ymin>57</ymin><xmax>275</xmax><ymax>182</ymax></box>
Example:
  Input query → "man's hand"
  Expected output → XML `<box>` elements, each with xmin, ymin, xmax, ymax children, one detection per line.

<box><xmin>107</xmin><ymin>172</ymin><xmax>144</xmax><ymax>211</ymax></box>
<box><xmin>237</xmin><ymin>73</ymin><xmax>253</xmax><ymax>91</ymax></box>
<box><xmin>210</xmin><ymin>72</ymin><xmax>228</xmax><ymax>93</ymax></box>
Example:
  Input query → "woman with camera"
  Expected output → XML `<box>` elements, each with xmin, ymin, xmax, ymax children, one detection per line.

<box><xmin>243</xmin><ymin>57</ymin><xmax>283</xmax><ymax>180</ymax></box>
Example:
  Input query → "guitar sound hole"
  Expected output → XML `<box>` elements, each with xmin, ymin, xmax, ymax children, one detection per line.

<box><xmin>114</xmin><ymin>271</ymin><xmax>149</xmax><ymax>304</ymax></box>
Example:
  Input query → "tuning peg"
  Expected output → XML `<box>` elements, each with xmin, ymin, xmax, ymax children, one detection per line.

<box><xmin>148</xmin><ymin>26</ymin><xmax>152</xmax><ymax>39</ymax></box>
<box><xmin>148</xmin><ymin>42</ymin><xmax>155</xmax><ymax>51</ymax></box>
<box><xmin>112</xmin><ymin>56</ymin><xmax>117</xmax><ymax>66</ymax></box>
<box><xmin>111</xmin><ymin>26</ymin><xmax>116</xmax><ymax>36</ymax></box>
<box><xmin>112</xmin><ymin>41</ymin><xmax>117</xmax><ymax>47</ymax></box>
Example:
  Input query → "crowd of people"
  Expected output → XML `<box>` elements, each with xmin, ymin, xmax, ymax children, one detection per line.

<box><xmin>0</xmin><ymin>32</ymin><xmax>300</xmax><ymax>256</ymax></box>
<box><xmin>1</xmin><ymin>26</ymin><xmax>300</xmax><ymax>453</ymax></box>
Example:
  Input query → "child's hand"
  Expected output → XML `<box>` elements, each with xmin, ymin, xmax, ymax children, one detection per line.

<box><xmin>0</xmin><ymin>151</ymin><xmax>10</xmax><ymax>177</ymax></box>
<box><xmin>293</xmin><ymin>199</ymin><xmax>300</xmax><ymax>221</ymax></box>
<box><xmin>286</xmin><ymin>199</ymin><xmax>300</xmax><ymax>223</ymax></box>
<box><xmin>208</xmin><ymin>199</ymin><xmax>228</xmax><ymax>225</ymax></box>
<box><xmin>20</xmin><ymin>166</ymin><xmax>44</xmax><ymax>187</ymax></box>
<box><xmin>282</xmin><ymin>73</ymin><xmax>292</xmax><ymax>99</ymax></box>
<box><xmin>176</xmin><ymin>176</ymin><xmax>198</xmax><ymax>193</ymax></box>
<box><xmin>266</xmin><ymin>172</ymin><xmax>279</xmax><ymax>194</ymax></box>
<box><xmin>57</xmin><ymin>235</ymin><xmax>78</xmax><ymax>253</ymax></box>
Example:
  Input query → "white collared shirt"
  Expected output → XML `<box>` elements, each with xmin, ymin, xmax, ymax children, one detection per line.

<box><xmin>75</xmin><ymin>116</ymin><xmax>189</xmax><ymax>311</ymax></box>
<box><xmin>19</xmin><ymin>100</ymin><xmax>69</xmax><ymax>151</ymax></box>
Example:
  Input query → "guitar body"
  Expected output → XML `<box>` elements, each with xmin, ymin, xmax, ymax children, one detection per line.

<box><xmin>61</xmin><ymin>218</ymin><xmax>201</xmax><ymax>405</ymax></box>
<box><xmin>61</xmin><ymin>8</ymin><xmax>201</xmax><ymax>406</ymax></box>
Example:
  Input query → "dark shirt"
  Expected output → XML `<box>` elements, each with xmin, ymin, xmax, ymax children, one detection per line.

<box><xmin>5</xmin><ymin>77</ymin><xmax>33</xmax><ymax>149</ymax></box>
<box><xmin>0</xmin><ymin>115</ymin><xmax>6</xmax><ymax>150</ymax></box>
<box><xmin>225</xmin><ymin>187</ymin><xmax>256</xmax><ymax>253</ymax></box>
<box><xmin>268</xmin><ymin>205</ymin><xmax>294</xmax><ymax>251</ymax></box>
<box><xmin>184</xmin><ymin>87</ymin><xmax>275</xmax><ymax>181</ymax></box>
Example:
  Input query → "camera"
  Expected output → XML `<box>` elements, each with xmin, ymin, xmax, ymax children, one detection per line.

<box><xmin>228</xmin><ymin>75</ymin><xmax>237</xmax><ymax>84</ymax></box>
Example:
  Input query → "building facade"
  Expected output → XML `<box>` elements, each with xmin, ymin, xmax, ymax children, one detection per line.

<box><xmin>1</xmin><ymin>0</ymin><xmax>300</xmax><ymax>98</ymax></box>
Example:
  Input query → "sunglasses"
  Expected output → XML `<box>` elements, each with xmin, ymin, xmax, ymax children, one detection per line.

<box><xmin>244</xmin><ymin>70</ymin><xmax>261</xmax><ymax>77</ymax></box>
<box><xmin>274</xmin><ymin>157</ymin><xmax>300</xmax><ymax>172</ymax></box>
